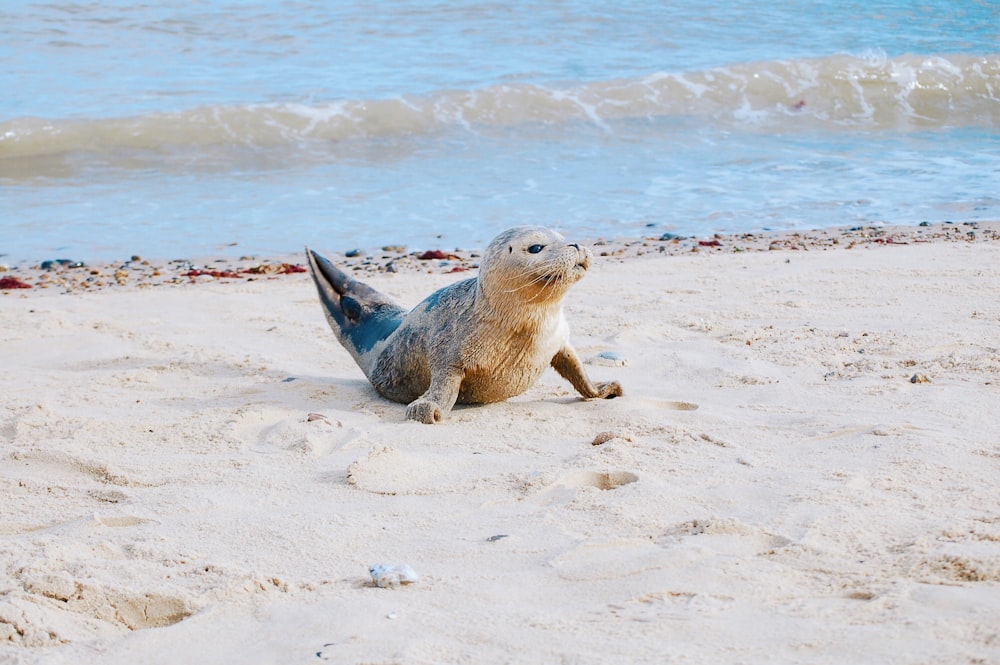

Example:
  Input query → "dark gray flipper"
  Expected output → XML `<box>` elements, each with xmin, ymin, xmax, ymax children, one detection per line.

<box><xmin>305</xmin><ymin>248</ymin><xmax>406</xmax><ymax>370</ymax></box>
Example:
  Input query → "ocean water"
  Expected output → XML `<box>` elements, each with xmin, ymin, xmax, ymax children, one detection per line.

<box><xmin>1</xmin><ymin>1</ymin><xmax>998</xmax><ymax>262</ymax></box>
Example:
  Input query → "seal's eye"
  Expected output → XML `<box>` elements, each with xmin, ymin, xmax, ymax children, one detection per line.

<box><xmin>527</xmin><ymin>244</ymin><xmax>545</xmax><ymax>254</ymax></box>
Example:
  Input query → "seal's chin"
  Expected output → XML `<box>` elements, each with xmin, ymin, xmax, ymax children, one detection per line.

<box><xmin>570</xmin><ymin>256</ymin><xmax>590</xmax><ymax>277</ymax></box>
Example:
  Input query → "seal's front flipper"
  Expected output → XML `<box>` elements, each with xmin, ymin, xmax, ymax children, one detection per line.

<box><xmin>306</xmin><ymin>247</ymin><xmax>406</xmax><ymax>368</ymax></box>
<box><xmin>405</xmin><ymin>367</ymin><xmax>464</xmax><ymax>424</ymax></box>
<box><xmin>551</xmin><ymin>346</ymin><xmax>623</xmax><ymax>400</ymax></box>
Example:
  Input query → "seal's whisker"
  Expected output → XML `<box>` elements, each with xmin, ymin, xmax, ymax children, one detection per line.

<box><xmin>523</xmin><ymin>282</ymin><xmax>550</xmax><ymax>303</ymax></box>
<box><xmin>495</xmin><ymin>255</ymin><xmax>572</xmax><ymax>295</ymax></box>
<box><xmin>499</xmin><ymin>271</ymin><xmax>549</xmax><ymax>294</ymax></box>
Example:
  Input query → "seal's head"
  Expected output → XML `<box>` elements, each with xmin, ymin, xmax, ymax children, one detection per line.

<box><xmin>478</xmin><ymin>226</ymin><xmax>591</xmax><ymax>308</ymax></box>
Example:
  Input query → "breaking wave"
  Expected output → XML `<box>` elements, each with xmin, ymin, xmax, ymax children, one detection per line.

<box><xmin>2</xmin><ymin>53</ymin><xmax>997</xmax><ymax>170</ymax></box>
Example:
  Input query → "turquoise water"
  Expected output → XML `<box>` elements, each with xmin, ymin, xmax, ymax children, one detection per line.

<box><xmin>2</xmin><ymin>1</ymin><xmax>998</xmax><ymax>261</ymax></box>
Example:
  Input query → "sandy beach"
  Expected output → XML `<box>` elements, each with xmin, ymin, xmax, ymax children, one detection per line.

<box><xmin>2</xmin><ymin>222</ymin><xmax>999</xmax><ymax>664</ymax></box>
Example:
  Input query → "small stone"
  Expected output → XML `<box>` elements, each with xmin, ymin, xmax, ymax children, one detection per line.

<box><xmin>345</xmin><ymin>249</ymin><xmax>361</xmax><ymax>258</ymax></box>
<box><xmin>592</xmin><ymin>431</ymin><xmax>618</xmax><ymax>446</ymax></box>
<box><xmin>910</xmin><ymin>373</ymin><xmax>931</xmax><ymax>384</ymax></box>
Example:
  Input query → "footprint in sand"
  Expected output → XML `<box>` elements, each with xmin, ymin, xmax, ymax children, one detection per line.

<box><xmin>345</xmin><ymin>446</ymin><xmax>479</xmax><ymax>496</ymax></box>
<box><xmin>234</xmin><ymin>407</ymin><xmax>360</xmax><ymax>457</ymax></box>
<box><xmin>601</xmin><ymin>589</ymin><xmax>736</xmax><ymax>623</ymax></box>
<box><xmin>548</xmin><ymin>538</ymin><xmax>737</xmax><ymax>620</ymax></box>
<box><xmin>532</xmin><ymin>469</ymin><xmax>639</xmax><ymax>505</ymax></box>
<box><xmin>6</xmin><ymin>572</ymin><xmax>194</xmax><ymax>646</ymax></box>
<box><xmin>549</xmin><ymin>538</ymin><xmax>664</xmax><ymax>582</ymax></box>
<box><xmin>10</xmin><ymin>450</ymin><xmax>160</xmax><ymax>488</ymax></box>
<box><xmin>629</xmin><ymin>397</ymin><xmax>699</xmax><ymax>411</ymax></box>
<box><xmin>661</xmin><ymin>517</ymin><xmax>793</xmax><ymax>554</ymax></box>
<box><xmin>561</xmin><ymin>470</ymin><xmax>639</xmax><ymax>491</ymax></box>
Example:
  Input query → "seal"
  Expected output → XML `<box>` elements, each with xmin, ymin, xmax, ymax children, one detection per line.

<box><xmin>306</xmin><ymin>226</ymin><xmax>623</xmax><ymax>423</ymax></box>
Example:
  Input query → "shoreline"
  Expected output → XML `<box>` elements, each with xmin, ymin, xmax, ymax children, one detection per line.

<box><xmin>2</xmin><ymin>220</ymin><xmax>998</xmax><ymax>296</ymax></box>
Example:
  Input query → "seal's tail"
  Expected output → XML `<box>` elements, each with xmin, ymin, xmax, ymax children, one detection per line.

<box><xmin>305</xmin><ymin>247</ymin><xmax>406</xmax><ymax>371</ymax></box>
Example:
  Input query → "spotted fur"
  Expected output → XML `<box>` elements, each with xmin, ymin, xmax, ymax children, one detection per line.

<box><xmin>306</xmin><ymin>226</ymin><xmax>622</xmax><ymax>423</ymax></box>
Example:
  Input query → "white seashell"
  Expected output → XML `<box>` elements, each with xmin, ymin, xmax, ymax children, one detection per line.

<box><xmin>369</xmin><ymin>564</ymin><xmax>419</xmax><ymax>588</ymax></box>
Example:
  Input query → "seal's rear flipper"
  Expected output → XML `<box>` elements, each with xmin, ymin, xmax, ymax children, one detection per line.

<box><xmin>305</xmin><ymin>247</ymin><xmax>406</xmax><ymax>367</ymax></box>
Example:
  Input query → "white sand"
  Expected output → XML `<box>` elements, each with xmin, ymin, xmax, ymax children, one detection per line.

<box><xmin>2</xmin><ymin>233</ymin><xmax>999</xmax><ymax>663</ymax></box>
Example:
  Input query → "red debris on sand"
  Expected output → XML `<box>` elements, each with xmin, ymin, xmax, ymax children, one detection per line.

<box><xmin>417</xmin><ymin>250</ymin><xmax>458</xmax><ymax>260</ymax></box>
<box><xmin>183</xmin><ymin>269</ymin><xmax>241</xmax><ymax>279</ymax></box>
<box><xmin>447</xmin><ymin>266</ymin><xmax>468</xmax><ymax>273</ymax></box>
<box><xmin>698</xmin><ymin>240</ymin><xmax>723</xmax><ymax>247</ymax></box>
<box><xmin>241</xmin><ymin>263</ymin><xmax>307</xmax><ymax>275</ymax></box>
<box><xmin>0</xmin><ymin>276</ymin><xmax>32</xmax><ymax>290</ymax></box>
<box><xmin>872</xmin><ymin>236</ymin><xmax>909</xmax><ymax>245</ymax></box>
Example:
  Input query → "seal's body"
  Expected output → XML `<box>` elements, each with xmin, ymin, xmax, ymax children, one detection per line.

<box><xmin>306</xmin><ymin>226</ymin><xmax>622</xmax><ymax>423</ymax></box>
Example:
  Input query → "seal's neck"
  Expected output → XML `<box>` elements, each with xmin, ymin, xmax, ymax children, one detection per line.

<box><xmin>475</xmin><ymin>285</ymin><xmax>564</xmax><ymax>333</ymax></box>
